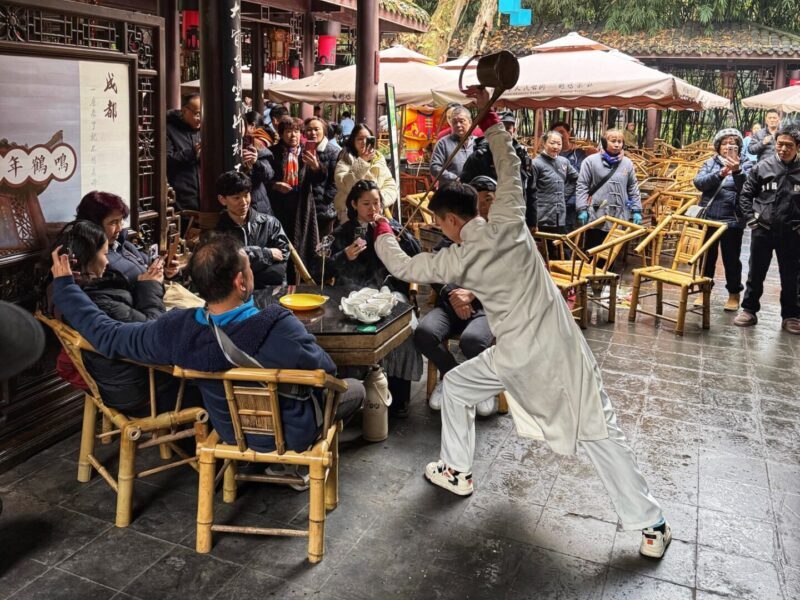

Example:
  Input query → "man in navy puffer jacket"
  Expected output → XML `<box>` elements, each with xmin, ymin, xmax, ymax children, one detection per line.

<box><xmin>50</xmin><ymin>235</ymin><xmax>364</xmax><ymax>452</ymax></box>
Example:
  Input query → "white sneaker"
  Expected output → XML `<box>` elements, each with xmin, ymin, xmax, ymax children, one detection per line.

<box><xmin>476</xmin><ymin>396</ymin><xmax>497</xmax><ymax>417</ymax></box>
<box><xmin>640</xmin><ymin>521</ymin><xmax>672</xmax><ymax>558</ymax></box>
<box><xmin>265</xmin><ymin>464</ymin><xmax>310</xmax><ymax>492</ymax></box>
<box><xmin>429</xmin><ymin>382</ymin><xmax>444</xmax><ymax>411</ymax></box>
<box><xmin>424</xmin><ymin>460</ymin><xmax>473</xmax><ymax>496</ymax></box>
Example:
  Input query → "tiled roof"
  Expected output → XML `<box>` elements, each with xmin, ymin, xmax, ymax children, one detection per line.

<box><xmin>379</xmin><ymin>0</ymin><xmax>430</xmax><ymax>26</ymax></box>
<box><xmin>452</xmin><ymin>21</ymin><xmax>800</xmax><ymax>59</ymax></box>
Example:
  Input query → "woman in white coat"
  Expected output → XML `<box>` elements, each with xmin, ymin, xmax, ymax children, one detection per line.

<box><xmin>372</xmin><ymin>88</ymin><xmax>671</xmax><ymax>559</ymax></box>
<box><xmin>334</xmin><ymin>123</ymin><xmax>398</xmax><ymax>223</ymax></box>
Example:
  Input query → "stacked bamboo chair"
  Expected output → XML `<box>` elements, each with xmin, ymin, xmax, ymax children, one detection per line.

<box><xmin>533</xmin><ymin>232</ymin><xmax>590</xmax><ymax>329</ymax></box>
<box><xmin>35</xmin><ymin>312</ymin><xmax>209</xmax><ymax>527</ymax></box>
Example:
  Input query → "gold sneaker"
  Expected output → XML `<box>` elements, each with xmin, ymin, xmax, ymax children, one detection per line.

<box><xmin>723</xmin><ymin>293</ymin><xmax>740</xmax><ymax>312</ymax></box>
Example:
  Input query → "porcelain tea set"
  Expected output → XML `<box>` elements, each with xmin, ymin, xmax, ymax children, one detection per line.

<box><xmin>339</xmin><ymin>287</ymin><xmax>398</xmax><ymax>324</ymax></box>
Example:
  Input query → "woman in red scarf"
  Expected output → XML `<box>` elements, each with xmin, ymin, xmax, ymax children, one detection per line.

<box><xmin>268</xmin><ymin>116</ymin><xmax>326</xmax><ymax>282</ymax></box>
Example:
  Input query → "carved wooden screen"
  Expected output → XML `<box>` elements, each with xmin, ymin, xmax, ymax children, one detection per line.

<box><xmin>0</xmin><ymin>0</ymin><xmax>165</xmax><ymax>471</ymax></box>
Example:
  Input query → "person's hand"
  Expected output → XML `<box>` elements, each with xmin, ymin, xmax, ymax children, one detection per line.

<box><xmin>632</xmin><ymin>211</ymin><xmax>642</xmax><ymax>226</ymax></box>
<box><xmin>371</xmin><ymin>216</ymin><xmax>393</xmax><ymax>240</ymax></box>
<box><xmin>194</xmin><ymin>142</ymin><xmax>202</xmax><ymax>157</ymax></box>
<box><xmin>359</xmin><ymin>147</ymin><xmax>376</xmax><ymax>163</ymax></box>
<box><xmin>273</xmin><ymin>181</ymin><xmax>293</xmax><ymax>193</ymax></box>
<box><xmin>578</xmin><ymin>210</ymin><xmax>589</xmax><ymax>226</ymax></box>
<box><xmin>344</xmin><ymin>238</ymin><xmax>367</xmax><ymax>261</ymax></box>
<box><xmin>722</xmin><ymin>154</ymin><xmax>741</xmax><ymax>173</ymax></box>
<box><xmin>50</xmin><ymin>246</ymin><xmax>74</xmax><ymax>278</ymax></box>
<box><xmin>303</xmin><ymin>150</ymin><xmax>320</xmax><ymax>171</ymax></box>
<box><xmin>464</xmin><ymin>85</ymin><xmax>491</xmax><ymax>112</ymax></box>
<box><xmin>763</xmin><ymin>135</ymin><xmax>773</xmax><ymax>145</ymax></box>
<box><xmin>270</xmin><ymin>248</ymin><xmax>285</xmax><ymax>261</ymax></box>
<box><xmin>449</xmin><ymin>288</ymin><xmax>475</xmax><ymax>320</ymax></box>
<box><xmin>138</xmin><ymin>257</ymin><xmax>164</xmax><ymax>283</ymax></box>
<box><xmin>242</xmin><ymin>147</ymin><xmax>257</xmax><ymax>168</ymax></box>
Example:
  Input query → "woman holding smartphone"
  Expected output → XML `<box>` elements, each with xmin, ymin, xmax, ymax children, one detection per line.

<box><xmin>268</xmin><ymin>116</ymin><xmax>326</xmax><ymax>282</ymax></box>
<box><xmin>334</xmin><ymin>123</ymin><xmax>398</xmax><ymax>224</ymax></box>
<box><xmin>304</xmin><ymin>116</ymin><xmax>340</xmax><ymax>235</ymax></box>
<box><xmin>693</xmin><ymin>128</ymin><xmax>751</xmax><ymax>311</ymax></box>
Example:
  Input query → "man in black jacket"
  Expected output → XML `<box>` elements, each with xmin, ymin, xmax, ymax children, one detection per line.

<box><xmin>215</xmin><ymin>171</ymin><xmax>289</xmax><ymax>288</ymax></box>
<box><xmin>460</xmin><ymin>110</ymin><xmax>537</xmax><ymax>229</ymax></box>
<box><xmin>734</xmin><ymin>127</ymin><xmax>800</xmax><ymax>334</ymax></box>
<box><xmin>167</xmin><ymin>94</ymin><xmax>201</xmax><ymax>211</ymax></box>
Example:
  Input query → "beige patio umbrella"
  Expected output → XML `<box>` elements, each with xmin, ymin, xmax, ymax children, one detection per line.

<box><xmin>431</xmin><ymin>34</ymin><xmax>730</xmax><ymax>111</ymax></box>
<box><xmin>181</xmin><ymin>70</ymin><xmax>290</xmax><ymax>92</ymax></box>
<box><xmin>742</xmin><ymin>86</ymin><xmax>800</xmax><ymax>112</ymax></box>
<box><xmin>438</xmin><ymin>56</ymin><xmax>476</xmax><ymax>70</ymax></box>
<box><xmin>267</xmin><ymin>45</ymin><xmax>458</xmax><ymax>106</ymax></box>
<box><xmin>532</xmin><ymin>31</ymin><xmax>612</xmax><ymax>53</ymax></box>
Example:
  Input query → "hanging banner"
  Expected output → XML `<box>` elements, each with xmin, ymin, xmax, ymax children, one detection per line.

<box><xmin>384</xmin><ymin>83</ymin><xmax>401</xmax><ymax>223</ymax></box>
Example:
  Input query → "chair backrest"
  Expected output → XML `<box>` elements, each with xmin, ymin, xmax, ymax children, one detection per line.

<box><xmin>634</xmin><ymin>214</ymin><xmax>727</xmax><ymax>275</ymax></box>
<box><xmin>175</xmin><ymin>367</ymin><xmax>348</xmax><ymax>454</ymax></box>
<box><xmin>288</xmin><ymin>241</ymin><xmax>317</xmax><ymax>286</ymax></box>
<box><xmin>588</xmin><ymin>217</ymin><xmax>646</xmax><ymax>272</ymax></box>
<box><xmin>35</xmin><ymin>311</ymin><xmax>102</xmax><ymax>400</ymax></box>
<box><xmin>670</xmin><ymin>217</ymin><xmax>712</xmax><ymax>274</ymax></box>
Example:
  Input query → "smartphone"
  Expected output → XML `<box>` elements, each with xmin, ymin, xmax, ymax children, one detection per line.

<box><xmin>304</xmin><ymin>140</ymin><xmax>317</xmax><ymax>155</ymax></box>
<box><xmin>242</xmin><ymin>134</ymin><xmax>255</xmax><ymax>150</ymax></box>
<box><xmin>164</xmin><ymin>234</ymin><xmax>180</xmax><ymax>267</ymax></box>
<box><xmin>366</xmin><ymin>136</ymin><xmax>376</xmax><ymax>150</ymax></box>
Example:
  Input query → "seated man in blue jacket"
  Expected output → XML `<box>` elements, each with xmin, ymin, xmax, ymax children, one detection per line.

<box><xmin>49</xmin><ymin>234</ymin><xmax>364</xmax><ymax>453</ymax></box>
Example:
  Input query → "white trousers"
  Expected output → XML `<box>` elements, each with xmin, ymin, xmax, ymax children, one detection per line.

<box><xmin>439</xmin><ymin>347</ymin><xmax>663</xmax><ymax>531</ymax></box>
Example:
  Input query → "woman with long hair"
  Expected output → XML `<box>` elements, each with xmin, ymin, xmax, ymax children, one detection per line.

<box><xmin>333</xmin><ymin>123</ymin><xmax>398</xmax><ymax>223</ymax></box>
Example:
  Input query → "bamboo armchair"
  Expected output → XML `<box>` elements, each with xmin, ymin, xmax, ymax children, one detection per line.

<box><xmin>627</xmin><ymin>215</ymin><xmax>728</xmax><ymax>336</ymax></box>
<box><xmin>548</xmin><ymin>217</ymin><xmax>646</xmax><ymax>323</ymax></box>
<box><xmin>534</xmin><ymin>232</ymin><xmax>590</xmax><ymax>329</ymax></box>
<box><xmin>35</xmin><ymin>312</ymin><xmax>209</xmax><ymax>527</ymax></box>
<box><xmin>179</xmin><ymin>367</ymin><xmax>347</xmax><ymax>563</ymax></box>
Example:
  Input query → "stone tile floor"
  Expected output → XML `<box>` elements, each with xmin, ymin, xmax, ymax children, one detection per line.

<box><xmin>1</xmin><ymin>233</ymin><xmax>798</xmax><ymax>599</ymax></box>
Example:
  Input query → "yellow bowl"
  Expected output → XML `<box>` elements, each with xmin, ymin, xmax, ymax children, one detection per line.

<box><xmin>279</xmin><ymin>293</ymin><xmax>327</xmax><ymax>311</ymax></box>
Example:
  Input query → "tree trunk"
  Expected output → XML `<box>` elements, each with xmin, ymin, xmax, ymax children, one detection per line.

<box><xmin>461</xmin><ymin>0</ymin><xmax>497</xmax><ymax>57</ymax></box>
<box><xmin>416</xmin><ymin>0</ymin><xmax>468</xmax><ymax>63</ymax></box>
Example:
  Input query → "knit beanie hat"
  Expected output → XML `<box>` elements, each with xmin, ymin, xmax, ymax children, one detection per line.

<box><xmin>713</xmin><ymin>128</ymin><xmax>743</xmax><ymax>153</ymax></box>
<box><xmin>468</xmin><ymin>175</ymin><xmax>497</xmax><ymax>192</ymax></box>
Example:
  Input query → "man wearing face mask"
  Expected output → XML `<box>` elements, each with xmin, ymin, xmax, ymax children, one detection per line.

<box><xmin>734</xmin><ymin>127</ymin><xmax>800</xmax><ymax>334</ymax></box>
<box><xmin>48</xmin><ymin>235</ymin><xmax>366</xmax><ymax>453</ymax></box>
<box><xmin>430</xmin><ymin>106</ymin><xmax>476</xmax><ymax>182</ymax></box>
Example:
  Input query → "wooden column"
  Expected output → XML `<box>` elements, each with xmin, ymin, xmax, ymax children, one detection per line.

<box><xmin>198</xmin><ymin>0</ymin><xmax>243</xmax><ymax>222</ymax></box>
<box><xmin>775</xmin><ymin>61</ymin><xmax>787</xmax><ymax>90</ymax></box>
<box><xmin>356</xmin><ymin>0</ymin><xmax>379</xmax><ymax>132</ymax></box>
<box><xmin>645</xmin><ymin>108</ymin><xmax>657</xmax><ymax>149</ymax></box>
<box><xmin>165</xmin><ymin>0</ymin><xmax>181</xmax><ymax>109</ymax></box>
<box><xmin>251</xmin><ymin>23</ymin><xmax>264</xmax><ymax>114</ymax></box>
<box><xmin>301</xmin><ymin>12</ymin><xmax>315</xmax><ymax>119</ymax></box>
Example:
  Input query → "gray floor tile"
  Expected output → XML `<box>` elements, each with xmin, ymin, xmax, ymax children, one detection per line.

<box><xmin>457</xmin><ymin>489</ymin><xmax>544</xmax><ymax>544</ymax></box>
<box><xmin>698</xmin><ymin>476</ymin><xmax>773</xmax><ymax>521</ymax></box>
<box><xmin>698</xmin><ymin>508</ymin><xmax>778</xmax><ymax>563</ymax></box>
<box><xmin>10</xmin><ymin>568</ymin><xmax>115</xmax><ymax>600</ymax></box>
<box><xmin>696</xmin><ymin>546</ymin><xmax>783</xmax><ymax>600</ymax></box>
<box><xmin>58</xmin><ymin>527</ymin><xmax>173</xmax><ymax>590</ymax></box>
<box><xmin>510</xmin><ymin>546</ymin><xmax>607</xmax><ymax>599</ymax></box>
<box><xmin>531</xmin><ymin>508</ymin><xmax>617</xmax><ymax>564</ymax></box>
<box><xmin>602</xmin><ymin>568</ymin><xmax>694</xmax><ymax>599</ymax></box>
<box><xmin>122</xmin><ymin>545</ymin><xmax>240</xmax><ymax>600</ymax></box>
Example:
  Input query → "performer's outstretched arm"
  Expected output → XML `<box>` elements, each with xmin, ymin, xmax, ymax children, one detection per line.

<box><xmin>375</xmin><ymin>225</ymin><xmax>465</xmax><ymax>287</ymax></box>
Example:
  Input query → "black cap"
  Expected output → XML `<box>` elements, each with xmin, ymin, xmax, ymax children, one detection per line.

<box><xmin>499</xmin><ymin>110</ymin><xmax>516</xmax><ymax>125</ymax></box>
<box><xmin>0</xmin><ymin>302</ymin><xmax>45</xmax><ymax>379</ymax></box>
<box><xmin>469</xmin><ymin>175</ymin><xmax>497</xmax><ymax>192</ymax></box>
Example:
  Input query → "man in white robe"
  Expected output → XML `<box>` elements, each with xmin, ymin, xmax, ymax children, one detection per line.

<box><xmin>372</xmin><ymin>88</ymin><xmax>671</xmax><ymax>558</ymax></box>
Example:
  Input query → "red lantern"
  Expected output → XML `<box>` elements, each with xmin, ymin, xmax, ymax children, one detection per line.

<box><xmin>182</xmin><ymin>10</ymin><xmax>199</xmax><ymax>50</ymax></box>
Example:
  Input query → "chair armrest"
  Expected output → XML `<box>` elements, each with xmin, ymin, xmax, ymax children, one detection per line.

<box><xmin>634</xmin><ymin>215</ymin><xmax>673</xmax><ymax>254</ymax></box>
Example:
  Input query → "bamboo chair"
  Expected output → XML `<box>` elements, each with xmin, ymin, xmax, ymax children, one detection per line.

<box><xmin>179</xmin><ymin>367</ymin><xmax>348</xmax><ymax>563</ymax></box>
<box><xmin>627</xmin><ymin>215</ymin><xmax>728</xmax><ymax>336</ymax></box>
<box><xmin>534</xmin><ymin>232</ymin><xmax>590</xmax><ymax>329</ymax></box>
<box><xmin>35</xmin><ymin>312</ymin><xmax>209</xmax><ymax>527</ymax></box>
<box><xmin>288</xmin><ymin>241</ymin><xmax>317</xmax><ymax>286</ymax></box>
<box><xmin>548</xmin><ymin>216</ymin><xmax>646</xmax><ymax>323</ymax></box>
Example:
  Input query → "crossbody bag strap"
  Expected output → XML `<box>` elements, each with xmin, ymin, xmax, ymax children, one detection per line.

<box><xmin>205</xmin><ymin>311</ymin><xmax>323</xmax><ymax>427</ymax></box>
<box><xmin>588</xmin><ymin>160</ymin><xmax>622</xmax><ymax>201</ymax></box>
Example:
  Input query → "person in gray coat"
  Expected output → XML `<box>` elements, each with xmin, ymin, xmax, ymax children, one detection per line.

<box><xmin>576</xmin><ymin>128</ymin><xmax>642</xmax><ymax>249</ymax></box>
<box><xmin>747</xmin><ymin>109</ymin><xmax>781</xmax><ymax>162</ymax></box>
<box><xmin>531</xmin><ymin>130</ymin><xmax>578</xmax><ymax>235</ymax></box>
<box><xmin>430</xmin><ymin>106</ymin><xmax>475</xmax><ymax>182</ymax></box>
